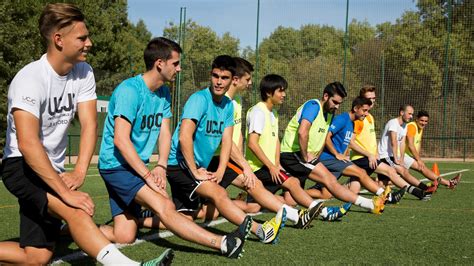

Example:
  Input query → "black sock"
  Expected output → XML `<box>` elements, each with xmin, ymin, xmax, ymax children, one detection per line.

<box><xmin>406</xmin><ymin>185</ymin><xmax>425</xmax><ymax>199</ymax></box>
<box><xmin>417</xmin><ymin>182</ymin><xmax>428</xmax><ymax>190</ymax></box>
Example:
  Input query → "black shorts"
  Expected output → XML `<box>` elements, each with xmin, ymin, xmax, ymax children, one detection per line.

<box><xmin>280</xmin><ymin>152</ymin><xmax>319</xmax><ymax>187</ymax></box>
<box><xmin>167</xmin><ymin>162</ymin><xmax>203</xmax><ymax>212</ymax></box>
<box><xmin>208</xmin><ymin>156</ymin><xmax>241</xmax><ymax>189</ymax></box>
<box><xmin>352</xmin><ymin>157</ymin><xmax>381</xmax><ymax>176</ymax></box>
<box><xmin>246</xmin><ymin>167</ymin><xmax>283</xmax><ymax>203</ymax></box>
<box><xmin>2</xmin><ymin>157</ymin><xmax>62</xmax><ymax>248</ymax></box>
<box><xmin>378</xmin><ymin>157</ymin><xmax>397</xmax><ymax>181</ymax></box>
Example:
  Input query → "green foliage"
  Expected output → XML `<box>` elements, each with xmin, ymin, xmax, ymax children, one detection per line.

<box><xmin>163</xmin><ymin>20</ymin><xmax>240</xmax><ymax>104</ymax></box>
<box><xmin>0</xmin><ymin>0</ymin><xmax>152</xmax><ymax>155</ymax></box>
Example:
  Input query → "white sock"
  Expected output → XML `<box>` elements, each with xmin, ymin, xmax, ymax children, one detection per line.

<box><xmin>96</xmin><ymin>243</ymin><xmax>139</xmax><ymax>265</ymax></box>
<box><xmin>282</xmin><ymin>204</ymin><xmax>299</xmax><ymax>223</ymax></box>
<box><xmin>355</xmin><ymin>196</ymin><xmax>374</xmax><ymax>210</ymax></box>
<box><xmin>376</xmin><ymin>188</ymin><xmax>384</xmax><ymax>196</ymax></box>
<box><xmin>309</xmin><ymin>199</ymin><xmax>323</xmax><ymax>209</ymax></box>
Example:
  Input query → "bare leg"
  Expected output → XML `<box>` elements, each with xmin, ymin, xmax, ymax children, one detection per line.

<box><xmin>280</xmin><ymin>177</ymin><xmax>314</xmax><ymax>207</ymax></box>
<box><xmin>0</xmin><ymin>242</ymin><xmax>53</xmax><ymax>264</ymax></box>
<box><xmin>411</xmin><ymin>161</ymin><xmax>449</xmax><ymax>186</ymax></box>
<box><xmin>135</xmin><ymin>185</ymin><xmax>223</xmax><ymax>250</ymax></box>
<box><xmin>99</xmin><ymin>212</ymin><xmax>139</xmax><ymax>244</ymax></box>
<box><xmin>342</xmin><ymin>165</ymin><xmax>382</xmax><ymax>194</ymax></box>
<box><xmin>375</xmin><ymin>163</ymin><xmax>409</xmax><ymax>188</ymax></box>
<box><xmin>306</xmin><ymin>163</ymin><xmax>358</xmax><ymax>203</ymax></box>
<box><xmin>232</xmin><ymin>175</ymin><xmax>283</xmax><ymax>213</ymax></box>
<box><xmin>195</xmin><ymin>182</ymin><xmax>260</xmax><ymax>235</ymax></box>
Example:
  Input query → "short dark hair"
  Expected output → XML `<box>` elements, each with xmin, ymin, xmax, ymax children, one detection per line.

<box><xmin>399</xmin><ymin>104</ymin><xmax>413</xmax><ymax>113</ymax></box>
<box><xmin>351</xmin><ymin>96</ymin><xmax>372</xmax><ymax>111</ymax></box>
<box><xmin>323</xmin><ymin>82</ymin><xmax>347</xmax><ymax>98</ymax></box>
<box><xmin>144</xmin><ymin>37</ymin><xmax>182</xmax><ymax>70</ymax></box>
<box><xmin>233</xmin><ymin>57</ymin><xmax>254</xmax><ymax>77</ymax></box>
<box><xmin>39</xmin><ymin>3</ymin><xmax>85</xmax><ymax>43</ymax></box>
<box><xmin>211</xmin><ymin>55</ymin><xmax>236</xmax><ymax>76</ymax></box>
<box><xmin>416</xmin><ymin>110</ymin><xmax>429</xmax><ymax>119</ymax></box>
<box><xmin>359</xmin><ymin>84</ymin><xmax>376</xmax><ymax>97</ymax></box>
<box><xmin>260</xmin><ymin>74</ymin><xmax>287</xmax><ymax>101</ymax></box>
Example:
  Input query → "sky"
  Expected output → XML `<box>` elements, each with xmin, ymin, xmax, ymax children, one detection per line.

<box><xmin>127</xmin><ymin>0</ymin><xmax>418</xmax><ymax>49</ymax></box>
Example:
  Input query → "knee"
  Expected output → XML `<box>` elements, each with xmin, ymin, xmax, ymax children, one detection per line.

<box><xmin>284</xmin><ymin>177</ymin><xmax>300</xmax><ymax>188</ymax></box>
<box><xmin>114</xmin><ymin>230</ymin><xmax>137</xmax><ymax>244</ymax></box>
<box><xmin>154</xmin><ymin>198</ymin><xmax>176</xmax><ymax>217</ymax></box>
<box><xmin>210</xmin><ymin>186</ymin><xmax>229</xmax><ymax>203</ymax></box>
<box><xmin>246</xmin><ymin>179</ymin><xmax>264</xmax><ymax>194</ymax></box>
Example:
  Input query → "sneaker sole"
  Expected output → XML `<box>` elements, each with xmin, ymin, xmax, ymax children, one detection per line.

<box><xmin>271</xmin><ymin>210</ymin><xmax>287</xmax><ymax>245</ymax></box>
<box><xmin>302</xmin><ymin>202</ymin><xmax>324</xmax><ymax>229</ymax></box>
<box><xmin>159</xmin><ymin>249</ymin><xmax>174</xmax><ymax>266</ymax></box>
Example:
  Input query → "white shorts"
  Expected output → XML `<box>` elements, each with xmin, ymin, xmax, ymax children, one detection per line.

<box><xmin>403</xmin><ymin>155</ymin><xmax>415</xmax><ymax>169</ymax></box>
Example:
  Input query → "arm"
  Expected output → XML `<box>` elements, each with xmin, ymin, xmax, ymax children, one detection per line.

<box><xmin>229</xmin><ymin>133</ymin><xmax>257</xmax><ymax>189</ymax></box>
<box><xmin>349</xmin><ymin>136</ymin><xmax>377</xmax><ymax>169</ymax></box>
<box><xmin>325</xmin><ymin>132</ymin><xmax>349</xmax><ymax>162</ymax></box>
<box><xmin>150</xmin><ymin>118</ymin><xmax>171</xmax><ymax>191</ymax></box>
<box><xmin>13</xmin><ymin>109</ymin><xmax>94</xmax><ymax>215</ymax></box>
<box><xmin>406</xmin><ymin>134</ymin><xmax>423</xmax><ymax>162</ymax></box>
<box><xmin>61</xmin><ymin>100</ymin><xmax>97</xmax><ymax>190</ymax></box>
<box><xmin>114</xmin><ymin>116</ymin><xmax>166</xmax><ymax>194</ymax></box>
<box><xmin>399</xmin><ymin>135</ymin><xmax>406</xmax><ymax>163</ymax></box>
<box><xmin>247</xmin><ymin>133</ymin><xmax>281</xmax><ymax>184</ymax></box>
<box><xmin>298</xmin><ymin>119</ymin><xmax>314</xmax><ymax>162</ymax></box>
<box><xmin>179</xmin><ymin>119</ymin><xmax>214</xmax><ymax>181</ymax></box>
<box><xmin>389</xmin><ymin>131</ymin><xmax>400</xmax><ymax>164</ymax></box>
<box><xmin>214</xmin><ymin>126</ymin><xmax>233</xmax><ymax>183</ymax></box>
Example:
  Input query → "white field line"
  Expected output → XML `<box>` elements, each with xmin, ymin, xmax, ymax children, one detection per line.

<box><xmin>51</xmin><ymin>212</ymin><xmax>263</xmax><ymax>264</ymax></box>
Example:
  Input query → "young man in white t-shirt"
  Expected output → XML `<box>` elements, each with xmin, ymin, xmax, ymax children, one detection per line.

<box><xmin>1</xmin><ymin>3</ymin><xmax>171</xmax><ymax>265</ymax></box>
<box><xmin>378</xmin><ymin>104</ymin><xmax>432</xmax><ymax>200</ymax></box>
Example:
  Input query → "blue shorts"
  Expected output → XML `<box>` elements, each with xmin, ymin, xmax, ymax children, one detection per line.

<box><xmin>320</xmin><ymin>158</ymin><xmax>353</xmax><ymax>179</ymax></box>
<box><xmin>99</xmin><ymin>165</ymin><xmax>146</xmax><ymax>218</ymax></box>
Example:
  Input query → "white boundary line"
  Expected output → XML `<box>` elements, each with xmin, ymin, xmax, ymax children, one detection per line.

<box><xmin>358</xmin><ymin>169</ymin><xmax>470</xmax><ymax>194</ymax></box>
<box><xmin>51</xmin><ymin>212</ymin><xmax>263</xmax><ymax>264</ymax></box>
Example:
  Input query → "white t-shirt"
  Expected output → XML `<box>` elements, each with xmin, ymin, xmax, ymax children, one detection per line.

<box><xmin>3</xmin><ymin>54</ymin><xmax>97</xmax><ymax>172</ymax></box>
<box><xmin>378</xmin><ymin>118</ymin><xmax>407</xmax><ymax>158</ymax></box>
<box><xmin>246</xmin><ymin>106</ymin><xmax>276</xmax><ymax>135</ymax></box>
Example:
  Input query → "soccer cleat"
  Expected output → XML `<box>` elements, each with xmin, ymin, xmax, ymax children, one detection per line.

<box><xmin>371</xmin><ymin>195</ymin><xmax>385</xmax><ymax>214</ymax></box>
<box><xmin>421</xmin><ymin>191</ymin><xmax>433</xmax><ymax>201</ymax></box>
<box><xmin>261</xmin><ymin>207</ymin><xmax>287</xmax><ymax>244</ymax></box>
<box><xmin>320</xmin><ymin>202</ymin><xmax>352</xmax><ymax>221</ymax></box>
<box><xmin>295</xmin><ymin>201</ymin><xmax>324</xmax><ymax>229</ymax></box>
<box><xmin>140</xmin><ymin>209</ymin><xmax>154</xmax><ymax>218</ymax></box>
<box><xmin>425</xmin><ymin>179</ymin><xmax>438</xmax><ymax>193</ymax></box>
<box><xmin>222</xmin><ymin>216</ymin><xmax>252</xmax><ymax>258</ymax></box>
<box><xmin>386</xmin><ymin>187</ymin><xmax>406</xmax><ymax>204</ymax></box>
<box><xmin>381</xmin><ymin>186</ymin><xmax>392</xmax><ymax>202</ymax></box>
<box><xmin>448</xmin><ymin>173</ymin><xmax>462</xmax><ymax>189</ymax></box>
<box><xmin>141</xmin><ymin>248</ymin><xmax>174</xmax><ymax>266</ymax></box>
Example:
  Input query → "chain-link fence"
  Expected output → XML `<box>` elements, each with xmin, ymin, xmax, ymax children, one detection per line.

<box><xmin>66</xmin><ymin>0</ymin><xmax>473</xmax><ymax>160</ymax></box>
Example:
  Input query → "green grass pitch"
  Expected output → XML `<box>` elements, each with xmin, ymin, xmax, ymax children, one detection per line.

<box><xmin>0</xmin><ymin>161</ymin><xmax>472</xmax><ymax>265</ymax></box>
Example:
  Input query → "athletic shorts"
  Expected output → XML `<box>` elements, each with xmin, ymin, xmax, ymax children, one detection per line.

<box><xmin>378</xmin><ymin>157</ymin><xmax>400</xmax><ymax>181</ymax></box>
<box><xmin>208</xmin><ymin>156</ymin><xmax>241</xmax><ymax>188</ymax></box>
<box><xmin>320</xmin><ymin>158</ymin><xmax>353</xmax><ymax>179</ymax></box>
<box><xmin>403</xmin><ymin>155</ymin><xmax>415</xmax><ymax>169</ymax></box>
<box><xmin>246</xmin><ymin>166</ymin><xmax>284</xmax><ymax>203</ymax></box>
<box><xmin>99</xmin><ymin>164</ymin><xmax>146</xmax><ymax>218</ymax></box>
<box><xmin>280</xmin><ymin>152</ymin><xmax>320</xmax><ymax>187</ymax></box>
<box><xmin>352</xmin><ymin>157</ymin><xmax>381</xmax><ymax>176</ymax></box>
<box><xmin>2</xmin><ymin>157</ymin><xmax>62</xmax><ymax>248</ymax></box>
<box><xmin>167</xmin><ymin>162</ymin><xmax>204</xmax><ymax>212</ymax></box>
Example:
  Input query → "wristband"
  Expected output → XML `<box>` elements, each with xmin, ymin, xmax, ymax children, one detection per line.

<box><xmin>156</xmin><ymin>164</ymin><xmax>167</xmax><ymax>170</ymax></box>
<box><xmin>143</xmin><ymin>171</ymin><xmax>152</xmax><ymax>179</ymax></box>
